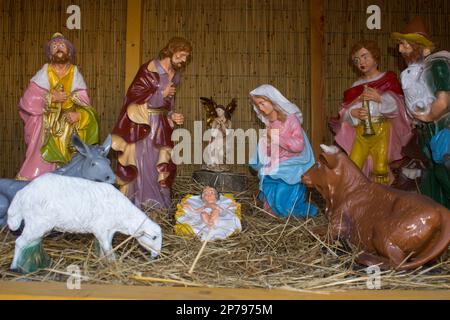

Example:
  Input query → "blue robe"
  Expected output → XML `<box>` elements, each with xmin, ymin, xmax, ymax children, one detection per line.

<box><xmin>250</xmin><ymin>130</ymin><xmax>318</xmax><ymax>218</ymax></box>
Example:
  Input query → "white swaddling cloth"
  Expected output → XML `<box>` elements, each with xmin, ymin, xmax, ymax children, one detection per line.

<box><xmin>175</xmin><ymin>194</ymin><xmax>242</xmax><ymax>241</ymax></box>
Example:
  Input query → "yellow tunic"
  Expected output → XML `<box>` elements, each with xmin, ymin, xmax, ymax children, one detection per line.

<box><xmin>41</xmin><ymin>64</ymin><xmax>99</xmax><ymax>164</ymax></box>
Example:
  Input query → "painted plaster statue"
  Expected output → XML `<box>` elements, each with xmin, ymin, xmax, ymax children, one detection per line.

<box><xmin>249</xmin><ymin>84</ymin><xmax>317</xmax><ymax>218</ymax></box>
<box><xmin>183</xmin><ymin>187</ymin><xmax>223</xmax><ymax>227</ymax></box>
<box><xmin>0</xmin><ymin>134</ymin><xmax>116</xmax><ymax>227</ymax></box>
<box><xmin>112</xmin><ymin>37</ymin><xmax>192</xmax><ymax>209</ymax></box>
<box><xmin>175</xmin><ymin>186</ymin><xmax>242</xmax><ymax>241</ymax></box>
<box><xmin>17</xmin><ymin>33</ymin><xmax>99</xmax><ymax>180</ymax></box>
<box><xmin>330</xmin><ymin>40</ymin><xmax>412</xmax><ymax>185</ymax></box>
<box><xmin>302</xmin><ymin>145</ymin><xmax>450</xmax><ymax>270</ymax></box>
<box><xmin>8</xmin><ymin>173</ymin><xmax>162</xmax><ymax>273</ymax></box>
<box><xmin>392</xmin><ymin>16</ymin><xmax>450</xmax><ymax>208</ymax></box>
<box><xmin>200</xmin><ymin>97</ymin><xmax>237</xmax><ymax>172</ymax></box>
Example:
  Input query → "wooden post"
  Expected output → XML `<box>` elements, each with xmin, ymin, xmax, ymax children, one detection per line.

<box><xmin>125</xmin><ymin>0</ymin><xmax>142</xmax><ymax>91</ymax></box>
<box><xmin>310</xmin><ymin>0</ymin><xmax>326</xmax><ymax>157</ymax></box>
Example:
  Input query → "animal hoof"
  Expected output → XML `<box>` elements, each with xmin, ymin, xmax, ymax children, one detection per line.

<box><xmin>356</xmin><ymin>252</ymin><xmax>391</xmax><ymax>270</ymax></box>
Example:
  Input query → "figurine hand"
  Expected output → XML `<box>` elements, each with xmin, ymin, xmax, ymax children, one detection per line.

<box><xmin>201</xmin><ymin>212</ymin><xmax>210</xmax><ymax>224</ymax></box>
<box><xmin>64</xmin><ymin>111</ymin><xmax>80</xmax><ymax>124</ymax></box>
<box><xmin>360</xmin><ymin>87</ymin><xmax>381</xmax><ymax>103</ymax></box>
<box><xmin>217</xmin><ymin>121</ymin><xmax>227</xmax><ymax>133</ymax></box>
<box><xmin>163</xmin><ymin>82</ymin><xmax>176</xmax><ymax>98</ymax></box>
<box><xmin>350</xmin><ymin>108</ymin><xmax>368</xmax><ymax>120</ymax></box>
<box><xmin>170</xmin><ymin>112</ymin><xmax>184</xmax><ymax>125</ymax></box>
<box><xmin>51</xmin><ymin>91</ymin><xmax>68</xmax><ymax>103</ymax></box>
<box><xmin>412</xmin><ymin>112</ymin><xmax>433</xmax><ymax>122</ymax></box>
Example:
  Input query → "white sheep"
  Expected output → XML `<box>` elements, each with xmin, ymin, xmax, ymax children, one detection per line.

<box><xmin>7</xmin><ymin>173</ymin><xmax>162</xmax><ymax>271</ymax></box>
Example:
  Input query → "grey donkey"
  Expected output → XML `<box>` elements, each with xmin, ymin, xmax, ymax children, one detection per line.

<box><xmin>0</xmin><ymin>134</ymin><xmax>116</xmax><ymax>227</ymax></box>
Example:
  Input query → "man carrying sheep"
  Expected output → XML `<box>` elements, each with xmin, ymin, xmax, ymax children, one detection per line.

<box><xmin>392</xmin><ymin>16</ymin><xmax>450</xmax><ymax>208</ymax></box>
<box><xmin>111</xmin><ymin>37</ymin><xmax>192</xmax><ymax>209</ymax></box>
<box><xmin>17</xmin><ymin>33</ymin><xmax>99</xmax><ymax>181</ymax></box>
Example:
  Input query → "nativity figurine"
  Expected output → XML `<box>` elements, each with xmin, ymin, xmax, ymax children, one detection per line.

<box><xmin>175</xmin><ymin>186</ymin><xmax>241</xmax><ymax>241</ymax></box>
<box><xmin>302</xmin><ymin>144</ymin><xmax>450</xmax><ymax>270</ymax></box>
<box><xmin>200</xmin><ymin>97</ymin><xmax>237</xmax><ymax>172</ymax></box>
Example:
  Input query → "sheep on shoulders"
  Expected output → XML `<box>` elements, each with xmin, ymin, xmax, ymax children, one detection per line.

<box><xmin>7</xmin><ymin>173</ymin><xmax>162</xmax><ymax>273</ymax></box>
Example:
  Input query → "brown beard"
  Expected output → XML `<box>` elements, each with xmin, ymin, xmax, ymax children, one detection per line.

<box><xmin>170</xmin><ymin>57</ymin><xmax>185</xmax><ymax>71</ymax></box>
<box><xmin>402</xmin><ymin>46</ymin><xmax>424</xmax><ymax>65</ymax></box>
<box><xmin>51</xmin><ymin>51</ymin><xmax>70</xmax><ymax>64</ymax></box>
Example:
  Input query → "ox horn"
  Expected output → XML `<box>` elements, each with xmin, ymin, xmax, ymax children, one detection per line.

<box><xmin>320</xmin><ymin>144</ymin><xmax>339</xmax><ymax>154</ymax></box>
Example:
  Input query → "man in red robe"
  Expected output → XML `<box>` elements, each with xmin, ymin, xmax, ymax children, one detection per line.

<box><xmin>112</xmin><ymin>37</ymin><xmax>192</xmax><ymax>208</ymax></box>
<box><xmin>330</xmin><ymin>40</ymin><xmax>412</xmax><ymax>184</ymax></box>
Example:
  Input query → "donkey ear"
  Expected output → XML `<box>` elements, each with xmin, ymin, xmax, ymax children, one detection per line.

<box><xmin>72</xmin><ymin>134</ymin><xmax>92</xmax><ymax>157</ymax></box>
<box><xmin>101</xmin><ymin>134</ymin><xmax>112</xmax><ymax>157</ymax></box>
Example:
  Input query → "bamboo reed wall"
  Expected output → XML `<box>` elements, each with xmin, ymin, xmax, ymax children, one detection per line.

<box><xmin>141</xmin><ymin>0</ymin><xmax>311</xmax><ymax>176</ymax></box>
<box><xmin>0</xmin><ymin>0</ymin><xmax>126</xmax><ymax>178</ymax></box>
<box><xmin>324</xmin><ymin>0</ymin><xmax>450</xmax><ymax>144</ymax></box>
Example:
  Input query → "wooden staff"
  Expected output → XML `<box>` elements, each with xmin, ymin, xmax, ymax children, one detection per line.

<box><xmin>188</xmin><ymin>227</ymin><xmax>214</xmax><ymax>274</ymax></box>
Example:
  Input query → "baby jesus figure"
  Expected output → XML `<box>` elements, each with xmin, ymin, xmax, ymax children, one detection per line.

<box><xmin>183</xmin><ymin>186</ymin><xmax>237</xmax><ymax>228</ymax></box>
<box><xmin>175</xmin><ymin>186</ymin><xmax>242</xmax><ymax>240</ymax></box>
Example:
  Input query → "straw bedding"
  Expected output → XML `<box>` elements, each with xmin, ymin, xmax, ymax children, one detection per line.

<box><xmin>0</xmin><ymin>176</ymin><xmax>449</xmax><ymax>291</ymax></box>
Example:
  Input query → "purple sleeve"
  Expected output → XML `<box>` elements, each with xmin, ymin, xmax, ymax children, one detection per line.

<box><xmin>146</xmin><ymin>84</ymin><xmax>176</xmax><ymax>114</ymax></box>
<box><xmin>147</xmin><ymin>88</ymin><xmax>165</xmax><ymax>108</ymax></box>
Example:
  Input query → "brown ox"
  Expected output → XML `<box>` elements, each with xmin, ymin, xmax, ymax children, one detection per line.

<box><xmin>302</xmin><ymin>145</ymin><xmax>450</xmax><ymax>270</ymax></box>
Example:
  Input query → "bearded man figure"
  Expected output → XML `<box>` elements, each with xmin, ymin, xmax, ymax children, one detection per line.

<box><xmin>392</xmin><ymin>16</ymin><xmax>450</xmax><ymax>208</ymax></box>
<box><xmin>112</xmin><ymin>37</ymin><xmax>192</xmax><ymax>209</ymax></box>
<box><xmin>17</xmin><ymin>33</ymin><xmax>99</xmax><ymax>180</ymax></box>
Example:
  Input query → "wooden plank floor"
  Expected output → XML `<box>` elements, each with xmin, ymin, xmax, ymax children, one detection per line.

<box><xmin>0</xmin><ymin>281</ymin><xmax>449</xmax><ymax>300</ymax></box>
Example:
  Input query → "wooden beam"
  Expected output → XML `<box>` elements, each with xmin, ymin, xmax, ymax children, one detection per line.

<box><xmin>310</xmin><ymin>0</ymin><xmax>326</xmax><ymax>157</ymax></box>
<box><xmin>0</xmin><ymin>281</ymin><xmax>449</xmax><ymax>300</ymax></box>
<box><xmin>125</xmin><ymin>0</ymin><xmax>142</xmax><ymax>91</ymax></box>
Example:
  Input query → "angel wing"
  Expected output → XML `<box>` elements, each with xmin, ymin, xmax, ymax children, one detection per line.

<box><xmin>225</xmin><ymin>98</ymin><xmax>238</xmax><ymax>116</ymax></box>
<box><xmin>200</xmin><ymin>96</ymin><xmax>218</xmax><ymax>127</ymax></box>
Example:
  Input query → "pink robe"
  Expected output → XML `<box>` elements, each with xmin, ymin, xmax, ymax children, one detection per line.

<box><xmin>266</xmin><ymin>114</ymin><xmax>305</xmax><ymax>163</ymax></box>
<box><xmin>17</xmin><ymin>82</ymin><xmax>90</xmax><ymax>180</ymax></box>
<box><xmin>331</xmin><ymin>72</ymin><xmax>413</xmax><ymax>183</ymax></box>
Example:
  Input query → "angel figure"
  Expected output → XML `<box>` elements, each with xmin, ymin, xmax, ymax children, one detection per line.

<box><xmin>200</xmin><ymin>97</ymin><xmax>237</xmax><ymax>172</ymax></box>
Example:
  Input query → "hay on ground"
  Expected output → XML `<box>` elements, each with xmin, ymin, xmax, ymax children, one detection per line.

<box><xmin>0</xmin><ymin>176</ymin><xmax>449</xmax><ymax>291</ymax></box>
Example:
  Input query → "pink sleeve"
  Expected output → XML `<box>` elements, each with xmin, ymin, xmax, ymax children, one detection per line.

<box><xmin>18</xmin><ymin>82</ymin><xmax>48</xmax><ymax>116</ymax></box>
<box><xmin>278</xmin><ymin>116</ymin><xmax>305</xmax><ymax>153</ymax></box>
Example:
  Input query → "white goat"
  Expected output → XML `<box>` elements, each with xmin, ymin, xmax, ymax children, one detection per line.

<box><xmin>7</xmin><ymin>173</ymin><xmax>162</xmax><ymax>270</ymax></box>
